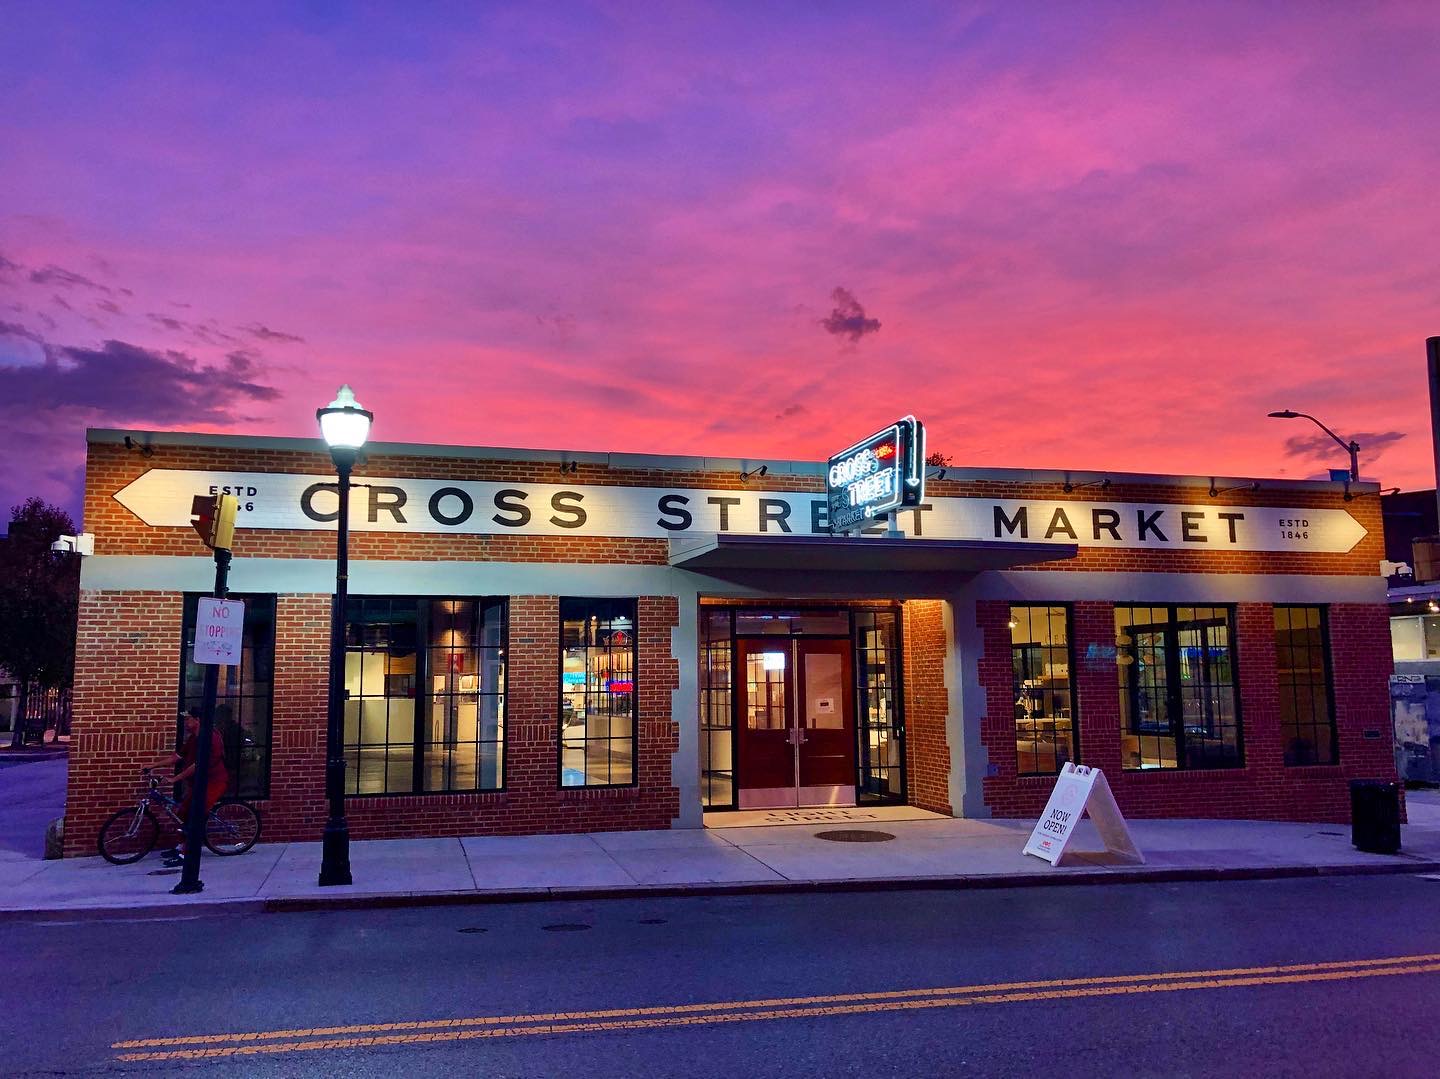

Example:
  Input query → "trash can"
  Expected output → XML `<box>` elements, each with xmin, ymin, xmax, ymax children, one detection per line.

<box><xmin>1349</xmin><ymin>780</ymin><xmax>1401</xmax><ymax>854</ymax></box>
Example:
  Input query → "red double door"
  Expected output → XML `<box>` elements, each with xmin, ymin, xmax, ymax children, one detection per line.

<box><xmin>735</xmin><ymin>638</ymin><xmax>856</xmax><ymax>809</ymax></box>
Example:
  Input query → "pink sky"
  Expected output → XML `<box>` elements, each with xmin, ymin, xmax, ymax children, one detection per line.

<box><xmin>2</xmin><ymin>2</ymin><xmax>1438</xmax><ymax>522</ymax></box>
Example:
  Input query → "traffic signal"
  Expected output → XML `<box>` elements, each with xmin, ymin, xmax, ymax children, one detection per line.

<box><xmin>190</xmin><ymin>494</ymin><xmax>238</xmax><ymax>550</ymax></box>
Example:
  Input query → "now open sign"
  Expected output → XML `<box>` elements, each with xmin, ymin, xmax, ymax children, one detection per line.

<box><xmin>193</xmin><ymin>598</ymin><xmax>245</xmax><ymax>665</ymax></box>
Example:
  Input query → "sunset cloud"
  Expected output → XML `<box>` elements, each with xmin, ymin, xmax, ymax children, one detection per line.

<box><xmin>820</xmin><ymin>288</ymin><xmax>882</xmax><ymax>343</ymax></box>
<box><xmin>243</xmin><ymin>323</ymin><xmax>306</xmax><ymax>345</ymax></box>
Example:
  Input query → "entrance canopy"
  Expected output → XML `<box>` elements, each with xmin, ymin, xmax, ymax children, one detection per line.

<box><xmin>668</xmin><ymin>533</ymin><xmax>1076</xmax><ymax>598</ymax></box>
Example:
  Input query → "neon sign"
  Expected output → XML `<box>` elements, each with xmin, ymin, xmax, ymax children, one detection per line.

<box><xmin>825</xmin><ymin>416</ymin><xmax>926</xmax><ymax>532</ymax></box>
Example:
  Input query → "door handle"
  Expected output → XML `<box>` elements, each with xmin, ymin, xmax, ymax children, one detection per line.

<box><xmin>788</xmin><ymin>728</ymin><xmax>807</xmax><ymax>746</ymax></box>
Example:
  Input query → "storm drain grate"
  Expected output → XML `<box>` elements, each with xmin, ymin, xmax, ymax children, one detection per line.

<box><xmin>638</xmin><ymin>918</ymin><xmax>667</xmax><ymax>925</ymax></box>
<box><xmin>542</xmin><ymin>923</ymin><xmax>592</xmax><ymax>932</ymax></box>
<box><xmin>814</xmin><ymin>829</ymin><xmax>896</xmax><ymax>843</ymax></box>
<box><xmin>458</xmin><ymin>927</ymin><xmax>488</xmax><ymax>934</ymax></box>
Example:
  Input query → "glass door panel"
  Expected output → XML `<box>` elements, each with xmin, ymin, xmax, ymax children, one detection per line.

<box><xmin>796</xmin><ymin>640</ymin><xmax>855</xmax><ymax>800</ymax></box>
<box><xmin>735</xmin><ymin>640</ymin><xmax>797</xmax><ymax>808</ymax></box>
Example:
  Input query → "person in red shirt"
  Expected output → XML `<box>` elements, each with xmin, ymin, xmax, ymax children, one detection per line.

<box><xmin>153</xmin><ymin>707</ymin><xmax>229</xmax><ymax>866</ymax></box>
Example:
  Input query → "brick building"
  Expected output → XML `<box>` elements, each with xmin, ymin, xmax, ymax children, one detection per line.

<box><xmin>64</xmin><ymin>427</ymin><xmax>1396</xmax><ymax>855</ymax></box>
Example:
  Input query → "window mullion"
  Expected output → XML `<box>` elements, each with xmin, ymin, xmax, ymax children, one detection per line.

<box><xmin>1166</xmin><ymin>615</ymin><xmax>1186</xmax><ymax>769</ymax></box>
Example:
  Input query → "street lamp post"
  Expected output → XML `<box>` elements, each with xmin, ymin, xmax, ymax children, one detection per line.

<box><xmin>317</xmin><ymin>385</ymin><xmax>373</xmax><ymax>887</ymax></box>
<box><xmin>1267</xmin><ymin>409</ymin><xmax>1360</xmax><ymax>482</ymax></box>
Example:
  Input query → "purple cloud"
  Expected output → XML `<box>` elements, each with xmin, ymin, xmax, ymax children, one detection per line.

<box><xmin>0</xmin><ymin>321</ymin><xmax>45</xmax><ymax>345</ymax></box>
<box><xmin>28</xmin><ymin>264</ymin><xmax>113</xmax><ymax>293</ymax></box>
<box><xmin>0</xmin><ymin>338</ymin><xmax>279</xmax><ymax>418</ymax></box>
<box><xmin>0</xmin><ymin>330</ymin><xmax>283</xmax><ymax>519</ymax></box>
<box><xmin>1284</xmin><ymin>430</ymin><xmax>1407</xmax><ymax>470</ymax></box>
<box><xmin>820</xmin><ymin>287</ymin><xmax>881</xmax><ymax>342</ymax></box>
<box><xmin>242</xmin><ymin>323</ymin><xmax>305</xmax><ymax>344</ymax></box>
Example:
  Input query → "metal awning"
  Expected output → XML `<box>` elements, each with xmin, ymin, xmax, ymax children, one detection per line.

<box><xmin>668</xmin><ymin>533</ymin><xmax>1076</xmax><ymax>575</ymax></box>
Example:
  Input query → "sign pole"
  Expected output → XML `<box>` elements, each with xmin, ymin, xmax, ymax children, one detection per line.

<box><xmin>173</xmin><ymin>549</ymin><xmax>232</xmax><ymax>895</ymax></box>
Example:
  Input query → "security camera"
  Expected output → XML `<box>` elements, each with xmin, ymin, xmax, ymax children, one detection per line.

<box><xmin>50</xmin><ymin>533</ymin><xmax>95</xmax><ymax>556</ymax></box>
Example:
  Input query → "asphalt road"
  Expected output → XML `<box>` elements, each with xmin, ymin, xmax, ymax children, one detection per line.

<box><xmin>0</xmin><ymin>754</ymin><xmax>66</xmax><ymax>858</ymax></box>
<box><xmin>4</xmin><ymin>874</ymin><xmax>1440</xmax><ymax>1077</ymax></box>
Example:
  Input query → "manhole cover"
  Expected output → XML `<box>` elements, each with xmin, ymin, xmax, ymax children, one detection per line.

<box><xmin>457</xmin><ymin>927</ymin><xmax>488</xmax><ymax>934</ymax></box>
<box><xmin>814</xmin><ymin>830</ymin><xmax>895</xmax><ymax>843</ymax></box>
<box><xmin>542</xmin><ymin>923</ymin><xmax>591</xmax><ymax>932</ymax></box>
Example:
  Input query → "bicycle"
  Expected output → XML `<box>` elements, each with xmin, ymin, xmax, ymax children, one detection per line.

<box><xmin>97</xmin><ymin>768</ymin><xmax>262</xmax><ymax>864</ymax></box>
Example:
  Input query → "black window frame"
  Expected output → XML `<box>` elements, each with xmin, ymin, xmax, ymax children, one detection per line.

<box><xmin>177</xmin><ymin>592</ymin><xmax>277</xmax><ymax>800</ymax></box>
<box><xmin>1009</xmin><ymin>603</ymin><xmax>1079</xmax><ymax>776</ymax></box>
<box><xmin>700</xmin><ymin>606</ymin><xmax>735</xmax><ymax>809</ymax></box>
<box><xmin>341</xmin><ymin>595</ymin><xmax>509</xmax><ymax>797</ymax></box>
<box><xmin>1274</xmin><ymin>604</ymin><xmax>1339</xmax><ymax>766</ymax></box>
<box><xmin>1115</xmin><ymin>604</ymin><xmax>1244</xmax><ymax>771</ymax></box>
<box><xmin>559</xmin><ymin>597</ymin><xmax>639</xmax><ymax>789</ymax></box>
<box><xmin>854</xmin><ymin>607</ymin><xmax>907</xmax><ymax>805</ymax></box>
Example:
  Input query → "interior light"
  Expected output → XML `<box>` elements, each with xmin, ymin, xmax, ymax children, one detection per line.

<box><xmin>762</xmin><ymin>652</ymin><xmax>786</xmax><ymax>671</ymax></box>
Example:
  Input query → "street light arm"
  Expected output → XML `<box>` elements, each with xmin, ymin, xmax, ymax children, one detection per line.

<box><xmin>1269</xmin><ymin>408</ymin><xmax>1361</xmax><ymax>482</ymax></box>
<box><xmin>1289</xmin><ymin>411</ymin><xmax>1356</xmax><ymax>454</ymax></box>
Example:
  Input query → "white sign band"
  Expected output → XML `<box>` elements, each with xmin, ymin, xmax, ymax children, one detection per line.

<box><xmin>112</xmin><ymin>469</ymin><xmax>1368</xmax><ymax>554</ymax></box>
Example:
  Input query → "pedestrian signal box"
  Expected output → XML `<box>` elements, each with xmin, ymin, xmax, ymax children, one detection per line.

<box><xmin>190</xmin><ymin>493</ymin><xmax>239</xmax><ymax>550</ymax></box>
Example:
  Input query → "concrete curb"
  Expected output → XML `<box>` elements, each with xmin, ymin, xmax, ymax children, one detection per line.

<box><xmin>5</xmin><ymin>858</ymin><xmax>1439</xmax><ymax>922</ymax></box>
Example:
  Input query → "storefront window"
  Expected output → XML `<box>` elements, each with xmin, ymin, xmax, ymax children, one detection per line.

<box><xmin>700</xmin><ymin>608</ymin><xmax>734</xmax><ymax>808</ymax></box>
<box><xmin>560</xmin><ymin>598</ymin><xmax>637</xmax><ymax>787</ymax></box>
<box><xmin>1275</xmin><ymin>606</ymin><xmax>1337</xmax><ymax>766</ymax></box>
<box><xmin>1010</xmin><ymin>605</ymin><xmax>1075</xmax><ymax>775</ymax></box>
<box><xmin>179</xmin><ymin>593</ymin><xmax>275</xmax><ymax>799</ymax></box>
<box><xmin>343</xmin><ymin>597</ymin><xmax>506</xmax><ymax>795</ymax></box>
<box><xmin>855</xmin><ymin>610</ymin><xmax>903</xmax><ymax>802</ymax></box>
<box><xmin>1115</xmin><ymin>606</ymin><xmax>1241</xmax><ymax>770</ymax></box>
<box><xmin>1390</xmin><ymin>616</ymin><xmax>1423</xmax><ymax>660</ymax></box>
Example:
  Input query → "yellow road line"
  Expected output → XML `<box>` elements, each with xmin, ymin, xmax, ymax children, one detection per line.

<box><xmin>113</xmin><ymin>955</ymin><xmax>1440</xmax><ymax>1061</ymax></box>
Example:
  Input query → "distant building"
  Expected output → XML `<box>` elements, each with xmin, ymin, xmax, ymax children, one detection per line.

<box><xmin>0</xmin><ymin>669</ymin><xmax>17</xmax><ymax>737</ymax></box>
<box><xmin>1385</xmin><ymin>489</ymin><xmax>1440</xmax><ymax>782</ymax></box>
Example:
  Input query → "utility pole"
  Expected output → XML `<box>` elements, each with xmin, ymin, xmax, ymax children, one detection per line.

<box><xmin>173</xmin><ymin>494</ymin><xmax>239</xmax><ymax>895</ymax></box>
<box><xmin>1427</xmin><ymin>337</ymin><xmax>1440</xmax><ymax>528</ymax></box>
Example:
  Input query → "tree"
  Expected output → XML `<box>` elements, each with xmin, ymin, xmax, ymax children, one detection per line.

<box><xmin>0</xmin><ymin>498</ymin><xmax>80</xmax><ymax>747</ymax></box>
<box><xmin>925</xmin><ymin>451</ymin><xmax>952</xmax><ymax>468</ymax></box>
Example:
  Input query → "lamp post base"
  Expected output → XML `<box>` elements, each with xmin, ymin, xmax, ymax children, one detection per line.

<box><xmin>318</xmin><ymin>820</ymin><xmax>352</xmax><ymax>887</ymax></box>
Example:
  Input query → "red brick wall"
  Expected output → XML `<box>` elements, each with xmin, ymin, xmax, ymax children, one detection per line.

<box><xmin>978</xmin><ymin>599</ymin><xmax>1398</xmax><ymax>823</ymax></box>
<box><xmin>903</xmin><ymin>600</ymin><xmax>951</xmax><ymax>814</ymax></box>
<box><xmin>66</xmin><ymin>592</ymin><xmax>681</xmax><ymax>853</ymax></box>
<box><xmin>64</xmin><ymin>590</ymin><xmax>185</xmax><ymax>856</ymax></box>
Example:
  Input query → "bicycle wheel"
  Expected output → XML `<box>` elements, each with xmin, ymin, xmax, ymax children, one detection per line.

<box><xmin>98</xmin><ymin>806</ymin><xmax>160</xmax><ymax>864</ymax></box>
<box><xmin>204</xmin><ymin>799</ymin><xmax>261</xmax><ymax>855</ymax></box>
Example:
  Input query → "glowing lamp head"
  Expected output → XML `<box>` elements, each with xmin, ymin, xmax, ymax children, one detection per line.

<box><xmin>317</xmin><ymin>384</ymin><xmax>374</xmax><ymax>451</ymax></box>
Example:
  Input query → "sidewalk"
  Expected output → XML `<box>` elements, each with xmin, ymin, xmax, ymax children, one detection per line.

<box><xmin>4</xmin><ymin>803</ymin><xmax>1440</xmax><ymax>920</ymax></box>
